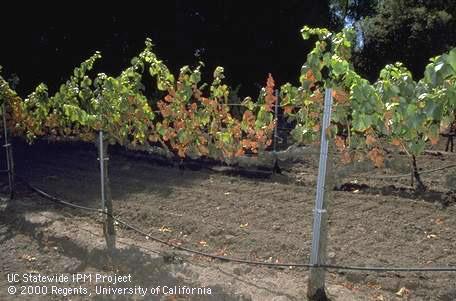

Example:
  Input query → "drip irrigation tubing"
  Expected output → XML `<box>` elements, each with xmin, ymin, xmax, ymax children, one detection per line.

<box><xmin>17</xmin><ymin>176</ymin><xmax>101</xmax><ymax>212</ymax></box>
<box><xmin>354</xmin><ymin>164</ymin><xmax>456</xmax><ymax>180</ymax></box>
<box><xmin>13</xmin><ymin>175</ymin><xmax>456</xmax><ymax>272</ymax></box>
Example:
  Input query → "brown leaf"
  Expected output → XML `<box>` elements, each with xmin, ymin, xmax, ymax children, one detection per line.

<box><xmin>335</xmin><ymin>135</ymin><xmax>346</xmax><ymax>150</ymax></box>
<box><xmin>368</xmin><ymin>148</ymin><xmax>384</xmax><ymax>168</ymax></box>
<box><xmin>429</xmin><ymin>135</ymin><xmax>439</xmax><ymax>145</ymax></box>
<box><xmin>391</xmin><ymin>138</ymin><xmax>401</xmax><ymax>146</ymax></box>
<box><xmin>366</xmin><ymin>134</ymin><xmax>376</xmax><ymax>146</ymax></box>
<box><xmin>283</xmin><ymin>105</ymin><xmax>293</xmax><ymax>114</ymax></box>
<box><xmin>396</xmin><ymin>287</ymin><xmax>410</xmax><ymax>297</ymax></box>
<box><xmin>332</xmin><ymin>89</ymin><xmax>348</xmax><ymax>104</ymax></box>
<box><xmin>341</xmin><ymin>151</ymin><xmax>352</xmax><ymax>164</ymax></box>
<box><xmin>234</xmin><ymin>147</ymin><xmax>245</xmax><ymax>157</ymax></box>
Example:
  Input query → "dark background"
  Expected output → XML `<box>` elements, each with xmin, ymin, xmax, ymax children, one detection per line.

<box><xmin>0</xmin><ymin>1</ymin><xmax>333</xmax><ymax>98</ymax></box>
<box><xmin>1</xmin><ymin>1</ymin><xmax>455</xmax><ymax>98</ymax></box>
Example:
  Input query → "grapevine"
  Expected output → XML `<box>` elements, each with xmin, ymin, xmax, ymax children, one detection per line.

<box><xmin>0</xmin><ymin>27</ymin><xmax>455</xmax><ymax>187</ymax></box>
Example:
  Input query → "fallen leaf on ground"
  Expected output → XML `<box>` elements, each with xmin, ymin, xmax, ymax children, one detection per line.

<box><xmin>159</xmin><ymin>226</ymin><xmax>172</xmax><ymax>233</ymax></box>
<box><xmin>373</xmin><ymin>293</ymin><xmax>385</xmax><ymax>301</ymax></box>
<box><xmin>22</xmin><ymin>255</ymin><xmax>36</xmax><ymax>262</ymax></box>
<box><xmin>396</xmin><ymin>287</ymin><xmax>410</xmax><ymax>297</ymax></box>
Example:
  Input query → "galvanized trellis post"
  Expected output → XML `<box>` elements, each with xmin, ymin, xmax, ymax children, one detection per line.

<box><xmin>272</xmin><ymin>89</ymin><xmax>281</xmax><ymax>173</ymax></box>
<box><xmin>99</xmin><ymin>131</ymin><xmax>106</xmax><ymax>211</ymax></box>
<box><xmin>273</xmin><ymin>89</ymin><xmax>279</xmax><ymax>152</ymax></box>
<box><xmin>97</xmin><ymin>131</ymin><xmax>116</xmax><ymax>251</ymax></box>
<box><xmin>307</xmin><ymin>88</ymin><xmax>333</xmax><ymax>301</ymax></box>
<box><xmin>2</xmin><ymin>102</ymin><xmax>14</xmax><ymax>199</ymax></box>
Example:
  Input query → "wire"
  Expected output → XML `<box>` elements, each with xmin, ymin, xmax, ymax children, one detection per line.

<box><xmin>109</xmin><ymin>215</ymin><xmax>456</xmax><ymax>271</ymax></box>
<box><xmin>16</xmin><ymin>176</ymin><xmax>101</xmax><ymax>212</ymax></box>
<box><xmin>14</xmin><ymin>176</ymin><xmax>456</xmax><ymax>272</ymax></box>
<box><xmin>110</xmin><ymin>214</ymin><xmax>313</xmax><ymax>268</ymax></box>
<box><xmin>407</xmin><ymin>163</ymin><xmax>456</xmax><ymax>175</ymax></box>
<box><xmin>17</xmin><ymin>176</ymin><xmax>312</xmax><ymax>267</ymax></box>
<box><xmin>354</xmin><ymin>164</ymin><xmax>456</xmax><ymax>180</ymax></box>
<box><xmin>321</xmin><ymin>264</ymin><xmax>456</xmax><ymax>272</ymax></box>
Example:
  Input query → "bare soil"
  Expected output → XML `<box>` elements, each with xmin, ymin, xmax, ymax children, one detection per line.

<box><xmin>1</xmin><ymin>139</ymin><xmax>456</xmax><ymax>300</ymax></box>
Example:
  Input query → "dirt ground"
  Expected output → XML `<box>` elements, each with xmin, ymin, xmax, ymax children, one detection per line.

<box><xmin>1</xmin><ymin>139</ymin><xmax>456</xmax><ymax>300</ymax></box>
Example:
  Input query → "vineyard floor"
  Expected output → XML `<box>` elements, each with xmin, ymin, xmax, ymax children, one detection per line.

<box><xmin>1</xmin><ymin>140</ymin><xmax>456</xmax><ymax>300</ymax></box>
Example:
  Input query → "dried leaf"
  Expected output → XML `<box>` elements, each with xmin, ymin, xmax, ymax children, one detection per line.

<box><xmin>396</xmin><ymin>287</ymin><xmax>410</xmax><ymax>297</ymax></box>
<box><xmin>311</xmin><ymin>89</ymin><xmax>323</xmax><ymax>103</ymax></box>
<box><xmin>429</xmin><ymin>134</ymin><xmax>439</xmax><ymax>145</ymax></box>
<box><xmin>159</xmin><ymin>226</ymin><xmax>172</xmax><ymax>233</ymax></box>
<box><xmin>306</xmin><ymin>69</ymin><xmax>316</xmax><ymax>82</ymax></box>
<box><xmin>368</xmin><ymin>148</ymin><xmax>384</xmax><ymax>168</ymax></box>
<box><xmin>177</xmin><ymin>146</ymin><xmax>186</xmax><ymax>158</ymax></box>
<box><xmin>341</xmin><ymin>151</ymin><xmax>352</xmax><ymax>164</ymax></box>
<box><xmin>283</xmin><ymin>105</ymin><xmax>293</xmax><ymax>114</ymax></box>
<box><xmin>335</xmin><ymin>135</ymin><xmax>346</xmax><ymax>150</ymax></box>
<box><xmin>391</xmin><ymin>138</ymin><xmax>401</xmax><ymax>146</ymax></box>
<box><xmin>366</xmin><ymin>134</ymin><xmax>376</xmax><ymax>146</ymax></box>
<box><xmin>164</xmin><ymin>94</ymin><xmax>173</xmax><ymax>102</ymax></box>
<box><xmin>332</xmin><ymin>89</ymin><xmax>348</xmax><ymax>104</ymax></box>
<box><xmin>234</xmin><ymin>147</ymin><xmax>245</xmax><ymax>157</ymax></box>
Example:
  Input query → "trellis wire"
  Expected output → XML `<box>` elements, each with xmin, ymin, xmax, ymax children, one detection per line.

<box><xmin>16</xmin><ymin>176</ymin><xmax>456</xmax><ymax>272</ymax></box>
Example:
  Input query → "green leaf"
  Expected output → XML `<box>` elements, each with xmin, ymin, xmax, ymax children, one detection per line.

<box><xmin>177</xmin><ymin>130</ymin><xmax>187</xmax><ymax>143</ymax></box>
<box><xmin>352</xmin><ymin>112</ymin><xmax>370</xmax><ymax>131</ymax></box>
<box><xmin>242</xmin><ymin>97</ymin><xmax>255</xmax><ymax>111</ymax></box>
<box><xmin>301</xmin><ymin>26</ymin><xmax>310</xmax><ymax>40</ymax></box>
<box><xmin>220</xmin><ymin>132</ymin><xmax>232</xmax><ymax>144</ymax></box>
<box><xmin>330</xmin><ymin>56</ymin><xmax>349</xmax><ymax>76</ymax></box>
<box><xmin>131</xmin><ymin>57</ymin><xmax>140</xmax><ymax>66</ymax></box>
<box><xmin>424</xmin><ymin>101</ymin><xmax>442</xmax><ymax>120</ymax></box>
<box><xmin>447</xmin><ymin>48</ymin><xmax>456</xmax><ymax>71</ymax></box>
<box><xmin>408</xmin><ymin>140</ymin><xmax>426</xmax><ymax>156</ymax></box>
